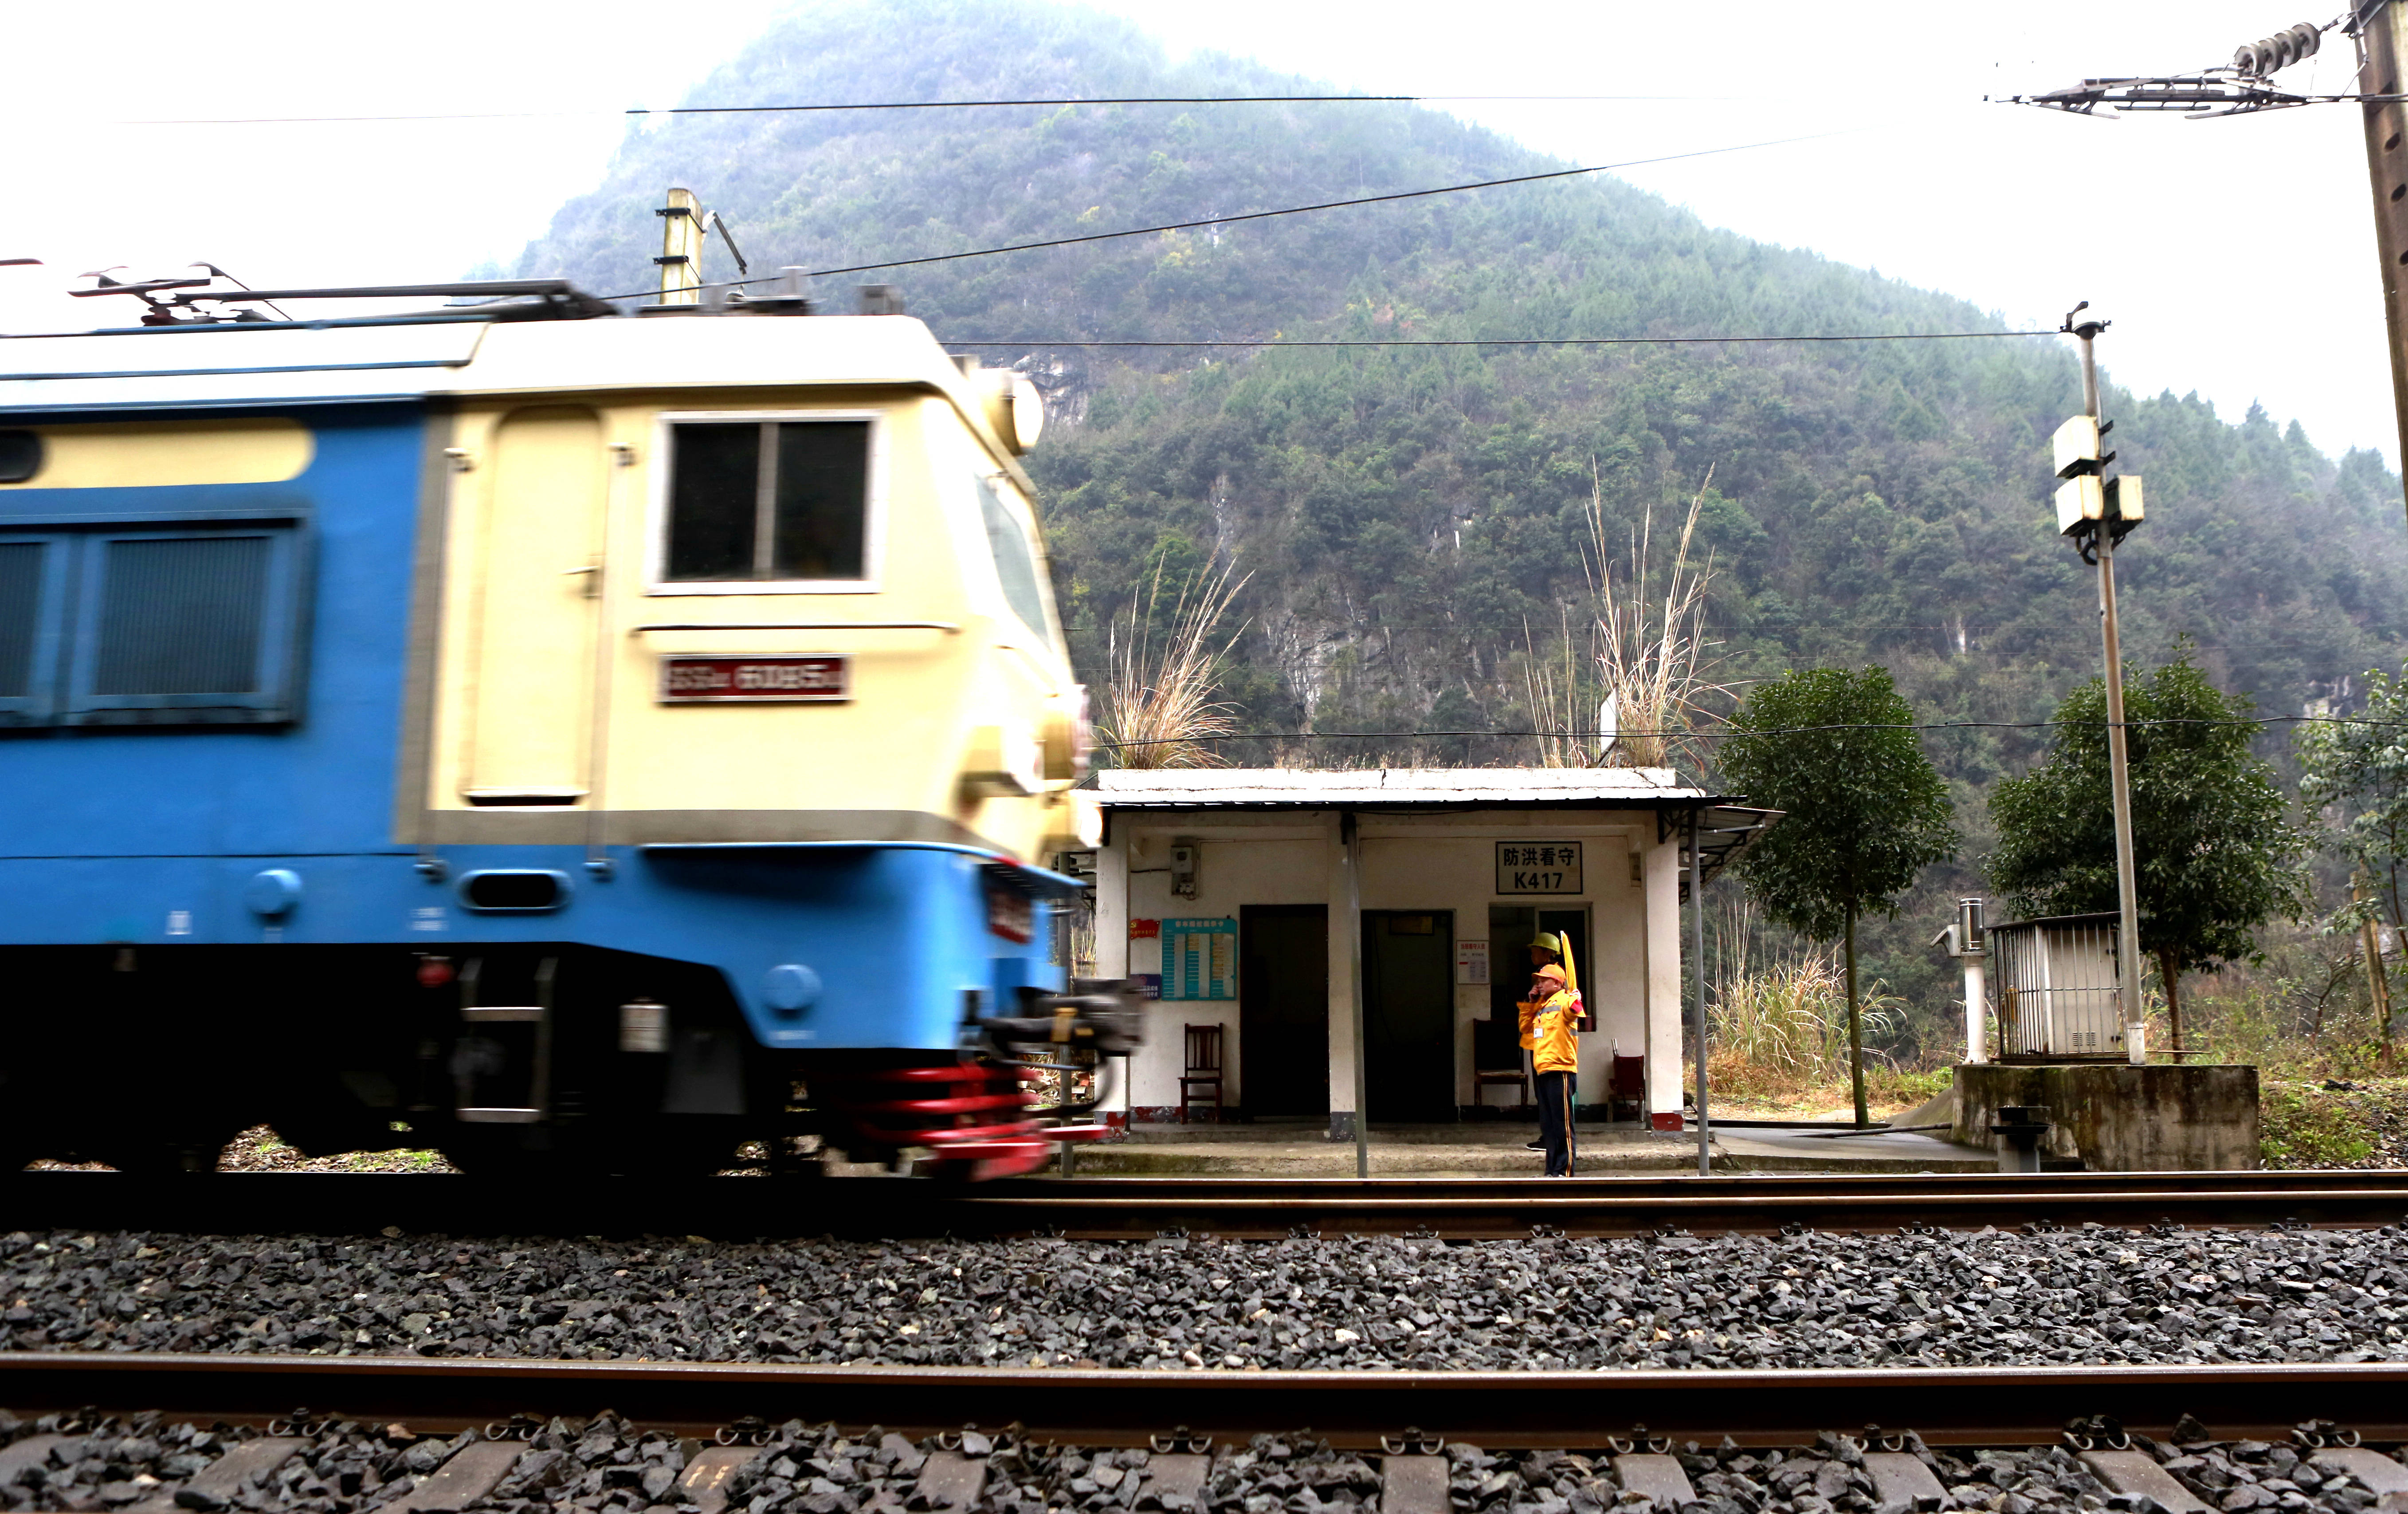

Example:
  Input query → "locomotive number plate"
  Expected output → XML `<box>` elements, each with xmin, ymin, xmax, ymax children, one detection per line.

<box><xmin>659</xmin><ymin>654</ymin><xmax>850</xmax><ymax>703</ymax></box>
<box><xmin>986</xmin><ymin>878</ymin><xmax>1035</xmax><ymax>944</ymax></box>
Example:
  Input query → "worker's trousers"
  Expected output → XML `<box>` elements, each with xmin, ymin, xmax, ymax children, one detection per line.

<box><xmin>1536</xmin><ymin>1070</ymin><xmax>1577</xmax><ymax>1177</ymax></box>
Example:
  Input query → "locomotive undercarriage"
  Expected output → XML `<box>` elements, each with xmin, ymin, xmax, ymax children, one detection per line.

<box><xmin>0</xmin><ymin>944</ymin><xmax>1128</xmax><ymax>1178</ymax></box>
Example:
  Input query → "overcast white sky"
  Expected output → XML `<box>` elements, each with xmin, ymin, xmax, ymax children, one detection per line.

<box><xmin>2</xmin><ymin>1</ymin><xmax>2392</xmax><ymax>466</ymax></box>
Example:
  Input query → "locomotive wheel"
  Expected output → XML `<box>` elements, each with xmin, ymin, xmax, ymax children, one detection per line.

<box><xmin>435</xmin><ymin>1127</ymin><xmax>571</xmax><ymax>1179</ymax></box>
<box><xmin>611</xmin><ymin>1120</ymin><xmax>741</xmax><ymax>1177</ymax></box>
<box><xmin>0</xmin><ymin>1080</ymin><xmax>37</xmax><ymax>1174</ymax></box>
<box><xmin>97</xmin><ymin>1128</ymin><xmax>241</xmax><ymax>1174</ymax></box>
<box><xmin>0</xmin><ymin>1119</ymin><xmax>34</xmax><ymax>1176</ymax></box>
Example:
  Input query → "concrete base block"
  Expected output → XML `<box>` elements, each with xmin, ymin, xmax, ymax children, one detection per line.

<box><xmin>1953</xmin><ymin>1062</ymin><xmax>2260</xmax><ymax>1171</ymax></box>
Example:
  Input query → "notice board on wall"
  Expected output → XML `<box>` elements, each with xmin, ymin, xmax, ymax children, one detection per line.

<box><xmin>1161</xmin><ymin>916</ymin><xmax>1237</xmax><ymax>1000</ymax></box>
<box><xmin>1455</xmin><ymin>940</ymin><xmax>1490</xmax><ymax>984</ymax></box>
<box><xmin>1495</xmin><ymin>841</ymin><xmax>1583</xmax><ymax>895</ymax></box>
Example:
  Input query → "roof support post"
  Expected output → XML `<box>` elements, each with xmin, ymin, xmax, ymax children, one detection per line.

<box><xmin>1094</xmin><ymin>833</ymin><xmax>1131</xmax><ymax>1132</ymax></box>
<box><xmin>1342</xmin><ymin>809</ymin><xmax>1369</xmax><ymax>1178</ymax></box>
<box><xmin>1690</xmin><ymin>804</ymin><xmax>1711</xmax><ymax>1176</ymax></box>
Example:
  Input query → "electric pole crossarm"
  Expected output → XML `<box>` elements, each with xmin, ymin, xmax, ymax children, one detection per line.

<box><xmin>2000</xmin><ymin>8</ymin><xmax>2408</xmax><ymax>535</ymax></box>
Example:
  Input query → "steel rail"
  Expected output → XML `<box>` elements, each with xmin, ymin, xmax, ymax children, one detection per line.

<box><xmin>1</xmin><ymin>1352</ymin><xmax>2405</xmax><ymax>1447</ymax></box>
<box><xmin>5</xmin><ymin>1171</ymin><xmax>2408</xmax><ymax>1239</ymax></box>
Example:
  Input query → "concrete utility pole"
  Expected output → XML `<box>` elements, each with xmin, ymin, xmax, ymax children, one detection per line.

<box><xmin>2066</xmin><ymin>314</ymin><xmax>2151</xmax><ymax>1063</ymax></box>
<box><xmin>2359</xmin><ymin>2</ymin><xmax>2408</xmax><ymax>506</ymax></box>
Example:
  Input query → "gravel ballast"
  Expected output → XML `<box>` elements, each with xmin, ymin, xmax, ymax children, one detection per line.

<box><xmin>0</xmin><ymin>1412</ymin><xmax>2400</xmax><ymax>1514</ymax></box>
<box><xmin>4</xmin><ymin>1223</ymin><xmax>2408</xmax><ymax>1370</ymax></box>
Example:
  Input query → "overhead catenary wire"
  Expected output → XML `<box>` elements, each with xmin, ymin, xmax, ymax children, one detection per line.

<box><xmin>947</xmin><ymin>332</ymin><xmax>2055</xmax><ymax>348</ymax></box>
<box><xmin>595</xmin><ymin>127</ymin><xmax>1870</xmax><ymax>301</ymax></box>
<box><xmin>106</xmin><ymin>93</ymin><xmax>1768</xmax><ymax>127</ymax></box>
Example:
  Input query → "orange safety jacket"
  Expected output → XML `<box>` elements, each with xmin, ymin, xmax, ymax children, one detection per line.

<box><xmin>1517</xmin><ymin>986</ymin><xmax>1574</xmax><ymax>1047</ymax></box>
<box><xmin>1525</xmin><ymin>987</ymin><xmax>1581</xmax><ymax>1074</ymax></box>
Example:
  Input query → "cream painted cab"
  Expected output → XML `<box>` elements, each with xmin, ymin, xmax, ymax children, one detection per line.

<box><xmin>416</xmin><ymin>325</ymin><xmax>1097</xmax><ymax>862</ymax></box>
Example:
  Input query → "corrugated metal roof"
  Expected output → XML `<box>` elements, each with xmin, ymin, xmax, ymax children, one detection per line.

<box><xmin>1094</xmin><ymin>769</ymin><xmax>1781</xmax><ymax>888</ymax></box>
<box><xmin>1096</xmin><ymin>766</ymin><xmax>1716</xmax><ymax>807</ymax></box>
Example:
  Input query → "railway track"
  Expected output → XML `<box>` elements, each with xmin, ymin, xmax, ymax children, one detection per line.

<box><xmin>5</xmin><ymin>1170</ymin><xmax>2408</xmax><ymax>1239</ymax></box>
<box><xmin>3</xmin><ymin>1351</ymin><xmax>2408</xmax><ymax>1447</ymax></box>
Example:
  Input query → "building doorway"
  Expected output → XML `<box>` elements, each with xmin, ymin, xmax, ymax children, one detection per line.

<box><xmin>1487</xmin><ymin>904</ymin><xmax>1593</xmax><ymax>1030</ymax></box>
<box><xmin>1239</xmin><ymin>905</ymin><xmax>1328</xmax><ymax>1118</ymax></box>
<box><xmin>1362</xmin><ymin>910</ymin><xmax>1456</xmax><ymax>1123</ymax></box>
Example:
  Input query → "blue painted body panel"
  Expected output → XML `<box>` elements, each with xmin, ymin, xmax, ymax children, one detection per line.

<box><xmin>0</xmin><ymin>406</ymin><xmax>415</xmax><ymax>858</ymax></box>
<box><xmin>0</xmin><ymin>403</ymin><xmax>1067</xmax><ymax>1052</ymax></box>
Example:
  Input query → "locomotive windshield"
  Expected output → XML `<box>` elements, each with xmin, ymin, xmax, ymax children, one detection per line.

<box><xmin>663</xmin><ymin>418</ymin><xmax>870</xmax><ymax>583</ymax></box>
<box><xmin>976</xmin><ymin>474</ymin><xmax>1051</xmax><ymax>638</ymax></box>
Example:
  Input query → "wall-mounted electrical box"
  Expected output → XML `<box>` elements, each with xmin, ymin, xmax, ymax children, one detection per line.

<box><xmin>1169</xmin><ymin>838</ymin><xmax>1200</xmax><ymax>899</ymax></box>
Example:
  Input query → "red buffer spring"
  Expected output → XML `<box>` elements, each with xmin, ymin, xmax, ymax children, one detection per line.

<box><xmin>833</xmin><ymin>1063</ymin><xmax>1107</xmax><ymax>1180</ymax></box>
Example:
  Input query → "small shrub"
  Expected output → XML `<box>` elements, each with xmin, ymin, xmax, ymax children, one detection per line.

<box><xmin>1866</xmin><ymin>1064</ymin><xmax>1953</xmax><ymax>1109</ymax></box>
<box><xmin>2260</xmin><ymin>1084</ymin><xmax>2378</xmax><ymax>1168</ymax></box>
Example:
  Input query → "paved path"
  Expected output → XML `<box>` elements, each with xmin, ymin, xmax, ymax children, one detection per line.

<box><xmin>1067</xmin><ymin>1121</ymin><xmax>1998</xmax><ymax>1176</ymax></box>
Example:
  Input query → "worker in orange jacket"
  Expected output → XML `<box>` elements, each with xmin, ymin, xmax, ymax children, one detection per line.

<box><xmin>1527</xmin><ymin>963</ymin><xmax>1580</xmax><ymax>1176</ymax></box>
<box><xmin>1517</xmin><ymin>932</ymin><xmax>1581</xmax><ymax>1154</ymax></box>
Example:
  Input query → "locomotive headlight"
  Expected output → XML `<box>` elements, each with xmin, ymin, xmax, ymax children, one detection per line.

<box><xmin>1043</xmin><ymin>685</ymin><xmax>1094</xmax><ymax>782</ymax></box>
<box><xmin>964</xmin><ymin>719</ymin><xmax>1046</xmax><ymax>797</ymax></box>
<box><xmin>979</xmin><ymin>369</ymin><xmax>1046</xmax><ymax>455</ymax></box>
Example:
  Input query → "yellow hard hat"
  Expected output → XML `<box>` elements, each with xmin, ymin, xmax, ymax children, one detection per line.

<box><xmin>1529</xmin><ymin>932</ymin><xmax>1562</xmax><ymax>954</ymax></box>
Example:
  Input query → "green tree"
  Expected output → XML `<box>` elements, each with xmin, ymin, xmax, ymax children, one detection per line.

<box><xmin>2295</xmin><ymin>664</ymin><xmax>2408</xmax><ymax>1037</ymax></box>
<box><xmin>2298</xmin><ymin>664</ymin><xmax>2408</xmax><ymax>928</ymax></box>
<box><xmin>1989</xmin><ymin>649</ymin><xmax>2308</xmax><ymax>1048</ymax></box>
<box><xmin>1719</xmin><ymin>667</ymin><xmax>1959</xmax><ymax>1127</ymax></box>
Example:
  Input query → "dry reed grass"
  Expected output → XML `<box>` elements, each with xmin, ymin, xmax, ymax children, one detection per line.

<box><xmin>1520</xmin><ymin>468</ymin><xmax>1734</xmax><ymax>771</ymax></box>
<box><xmin>1522</xmin><ymin>604</ymin><xmax>1589</xmax><ymax>768</ymax></box>
<box><xmin>1591</xmin><ymin>466</ymin><xmax>1731</xmax><ymax>771</ymax></box>
<box><xmin>1706</xmin><ymin>900</ymin><xmax>1906</xmax><ymax>1101</ymax></box>
<box><xmin>1098</xmin><ymin>561</ymin><xmax>1248</xmax><ymax>770</ymax></box>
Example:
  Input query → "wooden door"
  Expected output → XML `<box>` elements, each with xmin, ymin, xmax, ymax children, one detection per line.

<box><xmin>1239</xmin><ymin>905</ymin><xmax>1328</xmax><ymax>1117</ymax></box>
<box><xmin>1362</xmin><ymin>910</ymin><xmax>1455</xmax><ymax>1122</ymax></box>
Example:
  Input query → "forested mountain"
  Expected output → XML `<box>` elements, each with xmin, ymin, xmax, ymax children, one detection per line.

<box><xmin>499</xmin><ymin>0</ymin><xmax>2408</xmax><ymax>1043</ymax></box>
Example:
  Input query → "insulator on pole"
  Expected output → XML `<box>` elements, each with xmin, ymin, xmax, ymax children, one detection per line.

<box><xmin>2235</xmin><ymin>22</ymin><xmax>2322</xmax><ymax>75</ymax></box>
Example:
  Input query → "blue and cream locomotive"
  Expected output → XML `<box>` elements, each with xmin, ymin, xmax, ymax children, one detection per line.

<box><xmin>0</xmin><ymin>258</ymin><xmax>1126</xmax><ymax>1177</ymax></box>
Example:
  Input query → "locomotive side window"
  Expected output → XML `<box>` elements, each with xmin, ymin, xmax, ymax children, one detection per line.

<box><xmin>0</xmin><ymin>543</ymin><xmax>40</xmax><ymax>696</ymax></box>
<box><xmin>91</xmin><ymin>536</ymin><xmax>271</xmax><ymax>696</ymax></box>
<box><xmin>0</xmin><ymin>524</ymin><xmax>306</xmax><ymax>727</ymax></box>
<box><xmin>663</xmin><ymin>419</ymin><xmax>870</xmax><ymax>583</ymax></box>
<box><xmin>66</xmin><ymin>527</ymin><xmax>306</xmax><ymax>724</ymax></box>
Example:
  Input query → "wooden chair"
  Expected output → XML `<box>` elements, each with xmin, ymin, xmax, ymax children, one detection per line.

<box><xmin>1471</xmin><ymin>1014</ymin><xmax>1531</xmax><ymax>1111</ymax></box>
<box><xmin>1179</xmin><ymin>1023</ymin><xmax>1224</xmax><ymax>1124</ymax></box>
<box><xmin>1605</xmin><ymin>1044</ymin><xmax>1645</xmax><ymax>1125</ymax></box>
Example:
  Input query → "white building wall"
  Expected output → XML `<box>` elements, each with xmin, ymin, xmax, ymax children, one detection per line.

<box><xmin>1110</xmin><ymin>822</ymin><xmax>1328</xmax><ymax>1117</ymax></box>
<box><xmin>1100</xmin><ymin>808</ymin><xmax>1688</xmax><ymax>1125</ymax></box>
